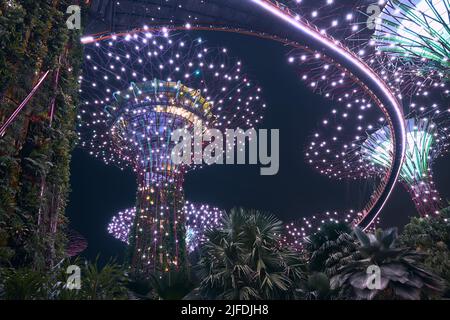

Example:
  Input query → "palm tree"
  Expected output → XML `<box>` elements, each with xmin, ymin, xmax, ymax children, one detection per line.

<box><xmin>197</xmin><ymin>208</ymin><xmax>305</xmax><ymax>300</ymax></box>
<box><xmin>305</xmin><ymin>222</ymin><xmax>360</xmax><ymax>278</ymax></box>
<box><xmin>75</xmin><ymin>257</ymin><xmax>128</xmax><ymax>300</ymax></box>
<box><xmin>331</xmin><ymin>227</ymin><xmax>445</xmax><ymax>300</ymax></box>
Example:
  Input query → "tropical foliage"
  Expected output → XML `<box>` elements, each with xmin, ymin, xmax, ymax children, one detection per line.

<box><xmin>331</xmin><ymin>227</ymin><xmax>445</xmax><ymax>300</ymax></box>
<box><xmin>0</xmin><ymin>258</ymin><xmax>128</xmax><ymax>300</ymax></box>
<box><xmin>127</xmin><ymin>269</ymin><xmax>196</xmax><ymax>300</ymax></box>
<box><xmin>399</xmin><ymin>206</ymin><xmax>450</xmax><ymax>295</ymax></box>
<box><xmin>149</xmin><ymin>269</ymin><xmax>196</xmax><ymax>300</ymax></box>
<box><xmin>2</xmin><ymin>208</ymin><xmax>450</xmax><ymax>300</ymax></box>
<box><xmin>197</xmin><ymin>208</ymin><xmax>305</xmax><ymax>300</ymax></box>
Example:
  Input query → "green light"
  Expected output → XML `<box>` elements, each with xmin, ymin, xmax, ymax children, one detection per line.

<box><xmin>374</xmin><ymin>0</ymin><xmax>450</xmax><ymax>76</ymax></box>
<box><xmin>362</xmin><ymin>118</ymin><xmax>436</xmax><ymax>185</ymax></box>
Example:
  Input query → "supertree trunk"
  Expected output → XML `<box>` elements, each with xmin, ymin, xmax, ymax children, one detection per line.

<box><xmin>130</xmin><ymin>170</ymin><xmax>187</xmax><ymax>276</ymax></box>
<box><xmin>403</xmin><ymin>176</ymin><xmax>443</xmax><ymax>217</ymax></box>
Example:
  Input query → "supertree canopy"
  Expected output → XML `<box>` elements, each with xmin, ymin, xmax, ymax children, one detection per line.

<box><xmin>373</xmin><ymin>0</ymin><xmax>450</xmax><ymax>79</ymax></box>
<box><xmin>326</xmin><ymin>0</ymin><xmax>450</xmax><ymax>98</ymax></box>
<box><xmin>107</xmin><ymin>202</ymin><xmax>224</xmax><ymax>253</ymax></box>
<box><xmin>110</xmin><ymin>204</ymin><xmax>366</xmax><ymax>253</ymax></box>
<box><xmin>361</xmin><ymin>117</ymin><xmax>445</xmax><ymax>216</ymax></box>
<box><xmin>78</xmin><ymin>31</ymin><xmax>265</xmax><ymax>275</ymax></box>
<box><xmin>286</xmin><ymin>0</ymin><xmax>450</xmax><ymax>99</ymax></box>
<box><xmin>107</xmin><ymin>208</ymin><xmax>136</xmax><ymax>244</ymax></box>
<box><xmin>298</xmin><ymin>9</ymin><xmax>450</xmax><ymax>219</ymax></box>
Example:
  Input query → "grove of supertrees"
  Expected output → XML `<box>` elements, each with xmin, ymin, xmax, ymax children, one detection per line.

<box><xmin>108</xmin><ymin>202</ymin><xmax>224</xmax><ymax>253</ymax></box>
<box><xmin>78</xmin><ymin>31</ymin><xmax>265</xmax><ymax>275</ymax></box>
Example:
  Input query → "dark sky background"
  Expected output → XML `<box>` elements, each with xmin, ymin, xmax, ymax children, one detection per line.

<box><xmin>67</xmin><ymin>32</ymin><xmax>450</xmax><ymax>264</ymax></box>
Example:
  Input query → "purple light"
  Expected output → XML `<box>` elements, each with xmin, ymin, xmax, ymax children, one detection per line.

<box><xmin>108</xmin><ymin>202</ymin><xmax>224</xmax><ymax>252</ymax></box>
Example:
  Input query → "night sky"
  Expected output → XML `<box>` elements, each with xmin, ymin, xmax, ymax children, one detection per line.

<box><xmin>66</xmin><ymin>31</ymin><xmax>450</xmax><ymax>263</ymax></box>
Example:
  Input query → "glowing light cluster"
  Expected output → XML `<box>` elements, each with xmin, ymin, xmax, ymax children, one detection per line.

<box><xmin>108</xmin><ymin>202</ymin><xmax>224</xmax><ymax>252</ymax></box>
<box><xmin>251</xmin><ymin>0</ymin><xmax>408</xmax><ymax>230</ymax></box>
<box><xmin>307</xmin><ymin>112</ymin><xmax>449</xmax><ymax>216</ymax></box>
<box><xmin>285</xmin><ymin>0</ymin><xmax>450</xmax><ymax>100</ymax></box>
<box><xmin>78</xmin><ymin>32</ymin><xmax>265</xmax><ymax>170</ymax></box>
<box><xmin>107</xmin><ymin>208</ymin><xmax>136</xmax><ymax>244</ymax></box>
<box><xmin>82</xmin><ymin>0</ymin><xmax>414</xmax><ymax>230</ymax></box>
<box><xmin>282</xmin><ymin>210</ymin><xmax>379</xmax><ymax>249</ymax></box>
<box><xmin>301</xmin><ymin>1</ymin><xmax>450</xmax><ymax>216</ymax></box>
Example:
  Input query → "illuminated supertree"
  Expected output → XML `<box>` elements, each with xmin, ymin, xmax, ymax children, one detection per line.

<box><xmin>373</xmin><ymin>0</ymin><xmax>450</xmax><ymax>80</ymax></box>
<box><xmin>108</xmin><ymin>202</ymin><xmax>224</xmax><ymax>253</ymax></box>
<box><xmin>80</xmin><ymin>0</ymin><xmax>415</xmax><ymax>232</ymax></box>
<box><xmin>298</xmin><ymin>8</ymin><xmax>450</xmax><ymax>219</ymax></box>
<box><xmin>326</xmin><ymin>0</ymin><xmax>450</xmax><ymax>98</ymax></box>
<box><xmin>361</xmin><ymin>117</ymin><xmax>446</xmax><ymax>216</ymax></box>
<box><xmin>107</xmin><ymin>208</ymin><xmax>136</xmax><ymax>244</ymax></box>
<box><xmin>284</xmin><ymin>0</ymin><xmax>450</xmax><ymax>101</ymax></box>
<box><xmin>78</xmin><ymin>31</ymin><xmax>265</xmax><ymax>275</ymax></box>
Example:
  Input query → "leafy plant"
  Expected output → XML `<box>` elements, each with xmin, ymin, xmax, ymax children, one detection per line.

<box><xmin>331</xmin><ymin>227</ymin><xmax>445</xmax><ymax>300</ymax></box>
<box><xmin>0</xmin><ymin>0</ymin><xmax>83</xmax><ymax>271</ymax></box>
<box><xmin>73</xmin><ymin>257</ymin><xmax>128</xmax><ymax>300</ymax></box>
<box><xmin>399</xmin><ymin>206</ymin><xmax>450</xmax><ymax>296</ymax></box>
<box><xmin>0</xmin><ymin>267</ymin><xmax>49</xmax><ymax>300</ymax></box>
<box><xmin>0</xmin><ymin>257</ymin><xmax>129</xmax><ymax>300</ymax></box>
